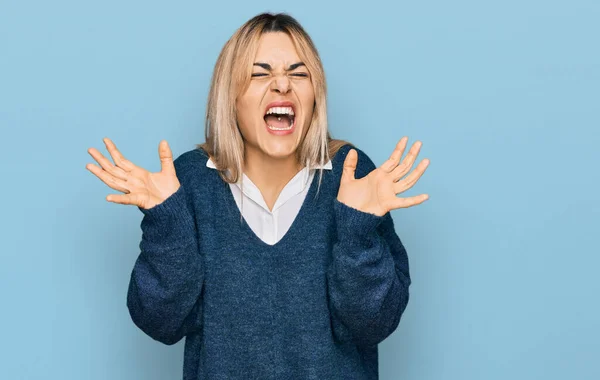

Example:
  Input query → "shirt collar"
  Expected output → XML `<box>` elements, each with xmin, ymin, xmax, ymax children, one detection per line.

<box><xmin>206</xmin><ymin>157</ymin><xmax>332</xmax><ymax>212</ymax></box>
<box><xmin>205</xmin><ymin>157</ymin><xmax>333</xmax><ymax>171</ymax></box>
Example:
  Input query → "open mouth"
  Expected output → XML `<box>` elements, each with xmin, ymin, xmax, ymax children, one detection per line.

<box><xmin>264</xmin><ymin>106</ymin><xmax>295</xmax><ymax>131</ymax></box>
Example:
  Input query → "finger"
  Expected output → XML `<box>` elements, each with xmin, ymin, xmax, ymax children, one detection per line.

<box><xmin>389</xmin><ymin>193</ymin><xmax>429</xmax><ymax>209</ymax></box>
<box><xmin>158</xmin><ymin>140</ymin><xmax>176</xmax><ymax>175</ymax></box>
<box><xmin>382</xmin><ymin>137</ymin><xmax>408</xmax><ymax>172</ymax></box>
<box><xmin>403</xmin><ymin>140</ymin><xmax>422</xmax><ymax>166</ymax></box>
<box><xmin>390</xmin><ymin>140</ymin><xmax>422</xmax><ymax>181</ymax></box>
<box><xmin>106</xmin><ymin>193</ymin><xmax>139</xmax><ymax>206</ymax></box>
<box><xmin>341</xmin><ymin>148</ymin><xmax>358</xmax><ymax>182</ymax></box>
<box><xmin>394</xmin><ymin>158</ymin><xmax>430</xmax><ymax>193</ymax></box>
<box><xmin>103</xmin><ymin>138</ymin><xmax>136</xmax><ymax>172</ymax></box>
<box><xmin>87</xmin><ymin>147</ymin><xmax>129</xmax><ymax>181</ymax></box>
<box><xmin>86</xmin><ymin>162</ymin><xmax>131</xmax><ymax>194</ymax></box>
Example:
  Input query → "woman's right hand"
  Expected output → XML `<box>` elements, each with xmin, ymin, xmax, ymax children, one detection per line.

<box><xmin>86</xmin><ymin>138</ymin><xmax>181</xmax><ymax>209</ymax></box>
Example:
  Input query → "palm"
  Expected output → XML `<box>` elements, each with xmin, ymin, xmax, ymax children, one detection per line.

<box><xmin>337</xmin><ymin>137</ymin><xmax>430</xmax><ymax>216</ymax></box>
<box><xmin>145</xmin><ymin>170</ymin><xmax>180</xmax><ymax>208</ymax></box>
<box><xmin>86</xmin><ymin>138</ymin><xmax>180</xmax><ymax>209</ymax></box>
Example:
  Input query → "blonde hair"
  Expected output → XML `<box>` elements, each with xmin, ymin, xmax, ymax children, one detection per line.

<box><xmin>197</xmin><ymin>12</ymin><xmax>351</xmax><ymax>189</ymax></box>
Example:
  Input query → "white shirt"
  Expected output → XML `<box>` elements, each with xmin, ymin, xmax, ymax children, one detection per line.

<box><xmin>206</xmin><ymin>158</ymin><xmax>332</xmax><ymax>245</ymax></box>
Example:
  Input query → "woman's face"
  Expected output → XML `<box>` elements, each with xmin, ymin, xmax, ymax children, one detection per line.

<box><xmin>236</xmin><ymin>32</ymin><xmax>315</xmax><ymax>162</ymax></box>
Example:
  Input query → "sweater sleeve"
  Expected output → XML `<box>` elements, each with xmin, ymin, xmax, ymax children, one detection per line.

<box><xmin>327</xmin><ymin>149</ymin><xmax>411</xmax><ymax>347</ymax></box>
<box><xmin>126</xmin><ymin>155</ymin><xmax>205</xmax><ymax>345</ymax></box>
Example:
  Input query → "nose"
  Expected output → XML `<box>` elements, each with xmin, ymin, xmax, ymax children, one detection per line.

<box><xmin>270</xmin><ymin>74</ymin><xmax>291</xmax><ymax>94</ymax></box>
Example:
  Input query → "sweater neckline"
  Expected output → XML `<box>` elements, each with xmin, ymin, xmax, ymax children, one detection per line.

<box><xmin>221</xmin><ymin>167</ymin><xmax>325</xmax><ymax>249</ymax></box>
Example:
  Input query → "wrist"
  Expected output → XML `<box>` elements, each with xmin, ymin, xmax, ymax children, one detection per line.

<box><xmin>335</xmin><ymin>196</ymin><xmax>386</xmax><ymax>217</ymax></box>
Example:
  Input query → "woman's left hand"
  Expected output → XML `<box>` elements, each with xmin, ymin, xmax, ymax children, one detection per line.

<box><xmin>337</xmin><ymin>137</ymin><xmax>430</xmax><ymax>217</ymax></box>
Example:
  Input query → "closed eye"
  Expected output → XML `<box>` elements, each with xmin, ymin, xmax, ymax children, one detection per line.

<box><xmin>252</xmin><ymin>73</ymin><xmax>308</xmax><ymax>78</ymax></box>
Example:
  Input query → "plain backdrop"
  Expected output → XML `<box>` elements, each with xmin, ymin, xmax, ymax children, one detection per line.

<box><xmin>1</xmin><ymin>1</ymin><xmax>599</xmax><ymax>379</ymax></box>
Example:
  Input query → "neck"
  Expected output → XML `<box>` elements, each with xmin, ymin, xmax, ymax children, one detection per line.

<box><xmin>243</xmin><ymin>147</ymin><xmax>303</xmax><ymax>211</ymax></box>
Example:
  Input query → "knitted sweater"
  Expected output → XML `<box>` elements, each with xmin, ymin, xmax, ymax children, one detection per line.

<box><xmin>126</xmin><ymin>144</ymin><xmax>411</xmax><ymax>380</ymax></box>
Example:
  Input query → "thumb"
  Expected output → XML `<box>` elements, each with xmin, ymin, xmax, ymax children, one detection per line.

<box><xmin>158</xmin><ymin>140</ymin><xmax>175</xmax><ymax>175</ymax></box>
<box><xmin>341</xmin><ymin>148</ymin><xmax>358</xmax><ymax>182</ymax></box>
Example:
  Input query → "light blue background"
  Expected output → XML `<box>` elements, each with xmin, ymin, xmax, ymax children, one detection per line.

<box><xmin>1</xmin><ymin>0</ymin><xmax>598</xmax><ymax>379</ymax></box>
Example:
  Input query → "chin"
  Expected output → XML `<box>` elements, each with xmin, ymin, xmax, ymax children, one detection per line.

<box><xmin>261</xmin><ymin>143</ymin><xmax>298</xmax><ymax>159</ymax></box>
<box><xmin>256</xmin><ymin>125</ymin><xmax>302</xmax><ymax>159</ymax></box>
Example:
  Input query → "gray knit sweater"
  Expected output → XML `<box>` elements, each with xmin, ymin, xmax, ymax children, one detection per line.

<box><xmin>127</xmin><ymin>144</ymin><xmax>411</xmax><ymax>379</ymax></box>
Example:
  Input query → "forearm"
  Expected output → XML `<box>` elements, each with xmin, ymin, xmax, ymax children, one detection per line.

<box><xmin>127</xmin><ymin>184</ymin><xmax>204</xmax><ymax>345</ymax></box>
<box><xmin>327</xmin><ymin>199</ymin><xmax>411</xmax><ymax>347</ymax></box>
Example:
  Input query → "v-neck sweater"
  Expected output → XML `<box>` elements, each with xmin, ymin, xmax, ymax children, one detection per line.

<box><xmin>205</xmin><ymin>157</ymin><xmax>332</xmax><ymax>245</ymax></box>
<box><xmin>127</xmin><ymin>144</ymin><xmax>412</xmax><ymax>380</ymax></box>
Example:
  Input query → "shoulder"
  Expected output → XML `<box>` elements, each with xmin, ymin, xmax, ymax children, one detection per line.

<box><xmin>172</xmin><ymin>146</ymin><xmax>211</xmax><ymax>183</ymax></box>
<box><xmin>173</xmin><ymin>146</ymin><xmax>209</xmax><ymax>168</ymax></box>
<box><xmin>331</xmin><ymin>143</ymin><xmax>379</xmax><ymax>180</ymax></box>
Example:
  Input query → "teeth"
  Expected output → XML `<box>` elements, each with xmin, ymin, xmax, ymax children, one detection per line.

<box><xmin>265</xmin><ymin>105</ymin><xmax>295</xmax><ymax>131</ymax></box>
<box><xmin>267</xmin><ymin>124</ymin><xmax>293</xmax><ymax>131</ymax></box>
<box><xmin>266</xmin><ymin>106</ymin><xmax>294</xmax><ymax>116</ymax></box>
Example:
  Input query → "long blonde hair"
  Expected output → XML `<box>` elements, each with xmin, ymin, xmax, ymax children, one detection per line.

<box><xmin>197</xmin><ymin>12</ymin><xmax>351</xmax><ymax>187</ymax></box>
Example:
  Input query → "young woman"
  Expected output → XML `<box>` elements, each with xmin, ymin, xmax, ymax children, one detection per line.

<box><xmin>86</xmin><ymin>12</ymin><xmax>429</xmax><ymax>380</ymax></box>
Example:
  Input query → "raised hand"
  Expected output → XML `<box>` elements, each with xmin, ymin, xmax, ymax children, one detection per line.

<box><xmin>86</xmin><ymin>138</ymin><xmax>180</xmax><ymax>209</ymax></box>
<box><xmin>337</xmin><ymin>137</ymin><xmax>430</xmax><ymax>216</ymax></box>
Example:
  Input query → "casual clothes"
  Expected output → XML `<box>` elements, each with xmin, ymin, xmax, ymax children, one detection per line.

<box><xmin>127</xmin><ymin>144</ymin><xmax>411</xmax><ymax>379</ymax></box>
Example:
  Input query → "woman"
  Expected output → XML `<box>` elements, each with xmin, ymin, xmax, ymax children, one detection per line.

<box><xmin>86</xmin><ymin>12</ymin><xmax>429</xmax><ymax>380</ymax></box>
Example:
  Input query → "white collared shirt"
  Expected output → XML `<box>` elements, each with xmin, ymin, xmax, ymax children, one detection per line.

<box><xmin>206</xmin><ymin>158</ymin><xmax>333</xmax><ymax>245</ymax></box>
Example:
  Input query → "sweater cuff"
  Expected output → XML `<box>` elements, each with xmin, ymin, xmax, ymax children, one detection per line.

<box><xmin>137</xmin><ymin>184</ymin><xmax>197</xmax><ymax>246</ymax></box>
<box><xmin>334</xmin><ymin>199</ymin><xmax>385</xmax><ymax>245</ymax></box>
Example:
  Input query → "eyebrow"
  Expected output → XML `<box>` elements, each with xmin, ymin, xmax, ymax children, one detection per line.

<box><xmin>253</xmin><ymin>62</ymin><xmax>306</xmax><ymax>71</ymax></box>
